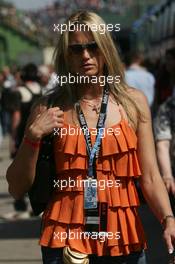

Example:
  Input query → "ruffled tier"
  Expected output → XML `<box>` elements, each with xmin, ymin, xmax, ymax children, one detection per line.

<box><xmin>54</xmin><ymin>150</ymin><xmax>141</xmax><ymax>176</ymax></box>
<box><xmin>52</xmin><ymin>174</ymin><xmax>140</xmax><ymax>213</ymax></box>
<box><xmin>39</xmin><ymin>207</ymin><xmax>147</xmax><ymax>256</ymax></box>
<box><xmin>39</xmin><ymin>120</ymin><xmax>147</xmax><ymax>255</ymax></box>
<box><xmin>54</xmin><ymin>121</ymin><xmax>141</xmax><ymax>177</ymax></box>
<box><xmin>54</xmin><ymin>121</ymin><xmax>137</xmax><ymax>157</ymax></box>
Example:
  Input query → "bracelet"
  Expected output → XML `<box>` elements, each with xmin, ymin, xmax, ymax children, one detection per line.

<box><xmin>161</xmin><ymin>215</ymin><xmax>175</xmax><ymax>228</ymax></box>
<box><xmin>23</xmin><ymin>136</ymin><xmax>41</xmax><ymax>149</ymax></box>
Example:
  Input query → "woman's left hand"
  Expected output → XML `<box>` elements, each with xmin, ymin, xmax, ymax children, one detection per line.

<box><xmin>163</xmin><ymin>217</ymin><xmax>175</xmax><ymax>254</ymax></box>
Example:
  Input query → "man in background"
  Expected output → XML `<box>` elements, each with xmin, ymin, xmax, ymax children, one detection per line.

<box><xmin>125</xmin><ymin>51</ymin><xmax>155</xmax><ymax>107</ymax></box>
<box><xmin>154</xmin><ymin>96</ymin><xmax>175</xmax><ymax>214</ymax></box>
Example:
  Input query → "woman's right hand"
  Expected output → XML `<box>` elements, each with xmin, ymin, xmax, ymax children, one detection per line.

<box><xmin>163</xmin><ymin>177</ymin><xmax>175</xmax><ymax>196</ymax></box>
<box><xmin>25</xmin><ymin>105</ymin><xmax>64</xmax><ymax>141</ymax></box>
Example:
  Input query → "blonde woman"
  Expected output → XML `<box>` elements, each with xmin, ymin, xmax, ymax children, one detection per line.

<box><xmin>6</xmin><ymin>11</ymin><xmax>175</xmax><ymax>264</ymax></box>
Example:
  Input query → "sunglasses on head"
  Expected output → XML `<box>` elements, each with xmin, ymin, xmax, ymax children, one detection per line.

<box><xmin>68</xmin><ymin>41</ymin><xmax>98</xmax><ymax>54</ymax></box>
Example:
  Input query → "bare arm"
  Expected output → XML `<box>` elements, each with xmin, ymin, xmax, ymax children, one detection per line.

<box><xmin>130</xmin><ymin>89</ymin><xmax>175</xmax><ymax>252</ymax></box>
<box><xmin>7</xmin><ymin>139</ymin><xmax>40</xmax><ymax>199</ymax></box>
<box><xmin>6</xmin><ymin>104</ymin><xmax>64</xmax><ymax>199</ymax></box>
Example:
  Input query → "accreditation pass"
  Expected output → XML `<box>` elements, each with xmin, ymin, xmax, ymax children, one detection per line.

<box><xmin>84</xmin><ymin>178</ymin><xmax>98</xmax><ymax>209</ymax></box>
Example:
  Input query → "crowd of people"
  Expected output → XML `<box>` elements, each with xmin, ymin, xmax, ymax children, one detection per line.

<box><xmin>0</xmin><ymin>0</ymin><xmax>135</xmax><ymax>46</ymax></box>
<box><xmin>0</xmin><ymin>63</ymin><xmax>56</xmax><ymax>218</ymax></box>
<box><xmin>0</xmin><ymin>64</ymin><xmax>54</xmax><ymax>135</ymax></box>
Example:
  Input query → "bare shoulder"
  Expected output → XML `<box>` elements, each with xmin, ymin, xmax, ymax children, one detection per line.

<box><xmin>127</xmin><ymin>87</ymin><xmax>150</xmax><ymax>119</ymax></box>
<box><xmin>127</xmin><ymin>87</ymin><xmax>148</xmax><ymax>104</ymax></box>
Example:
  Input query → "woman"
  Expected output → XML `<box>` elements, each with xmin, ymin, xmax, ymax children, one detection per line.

<box><xmin>6</xmin><ymin>11</ymin><xmax>175</xmax><ymax>264</ymax></box>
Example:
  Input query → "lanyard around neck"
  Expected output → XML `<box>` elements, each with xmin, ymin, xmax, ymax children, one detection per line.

<box><xmin>75</xmin><ymin>86</ymin><xmax>109</xmax><ymax>178</ymax></box>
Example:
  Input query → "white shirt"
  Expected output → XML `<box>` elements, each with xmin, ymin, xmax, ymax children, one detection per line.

<box><xmin>125</xmin><ymin>64</ymin><xmax>155</xmax><ymax>106</ymax></box>
<box><xmin>17</xmin><ymin>82</ymin><xmax>41</xmax><ymax>103</ymax></box>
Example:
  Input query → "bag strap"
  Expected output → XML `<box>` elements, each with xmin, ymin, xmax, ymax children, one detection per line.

<box><xmin>23</xmin><ymin>85</ymin><xmax>35</xmax><ymax>96</ymax></box>
<box><xmin>23</xmin><ymin>84</ymin><xmax>42</xmax><ymax>98</ymax></box>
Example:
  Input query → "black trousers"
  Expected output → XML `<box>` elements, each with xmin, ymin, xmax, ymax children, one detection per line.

<box><xmin>41</xmin><ymin>247</ymin><xmax>147</xmax><ymax>264</ymax></box>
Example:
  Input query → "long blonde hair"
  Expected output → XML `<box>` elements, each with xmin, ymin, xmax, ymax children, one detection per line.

<box><xmin>54</xmin><ymin>10</ymin><xmax>144</xmax><ymax>128</ymax></box>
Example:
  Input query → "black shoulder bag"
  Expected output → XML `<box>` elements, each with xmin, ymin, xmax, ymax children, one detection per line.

<box><xmin>28</xmin><ymin>96</ymin><xmax>56</xmax><ymax>216</ymax></box>
<box><xmin>28</xmin><ymin>134</ymin><xmax>56</xmax><ymax>215</ymax></box>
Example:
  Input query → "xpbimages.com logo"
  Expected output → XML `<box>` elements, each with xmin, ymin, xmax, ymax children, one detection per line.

<box><xmin>53</xmin><ymin>178</ymin><xmax>121</xmax><ymax>191</ymax></box>
<box><xmin>53</xmin><ymin>73</ymin><xmax>121</xmax><ymax>87</ymax></box>
<box><xmin>53</xmin><ymin>230</ymin><xmax>121</xmax><ymax>242</ymax></box>
<box><xmin>53</xmin><ymin>126</ymin><xmax>121</xmax><ymax>138</ymax></box>
<box><xmin>53</xmin><ymin>22</ymin><xmax>120</xmax><ymax>34</ymax></box>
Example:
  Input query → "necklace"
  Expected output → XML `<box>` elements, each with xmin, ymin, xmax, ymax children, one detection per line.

<box><xmin>80</xmin><ymin>98</ymin><xmax>102</xmax><ymax>114</ymax></box>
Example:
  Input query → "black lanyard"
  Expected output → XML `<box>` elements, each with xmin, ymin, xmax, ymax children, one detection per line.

<box><xmin>75</xmin><ymin>86</ymin><xmax>109</xmax><ymax>178</ymax></box>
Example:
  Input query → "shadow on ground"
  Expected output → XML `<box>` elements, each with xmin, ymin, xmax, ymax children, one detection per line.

<box><xmin>0</xmin><ymin>218</ymin><xmax>41</xmax><ymax>239</ymax></box>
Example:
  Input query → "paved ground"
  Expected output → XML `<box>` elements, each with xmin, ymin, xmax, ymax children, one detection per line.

<box><xmin>0</xmin><ymin>136</ymin><xmax>42</xmax><ymax>264</ymax></box>
<box><xmin>0</xmin><ymin>136</ymin><xmax>171</xmax><ymax>264</ymax></box>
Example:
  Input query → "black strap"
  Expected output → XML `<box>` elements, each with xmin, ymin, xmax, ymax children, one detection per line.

<box><xmin>23</xmin><ymin>85</ymin><xmax>35</xmax><ymax>96</ymax></box>
<box><xmin>23</xmin><ymin>85</ymin><xmax>42</xmax><ymax>97</ymax></box>
<box><xmin>76</xmin><ymin>87</ymin><xmax>109</xmax><ymax>233</ymax></box>
<box><xmin>75</xmin><ymin>86</ymin><xmax>109</xmax><ymax>178</ymax></box>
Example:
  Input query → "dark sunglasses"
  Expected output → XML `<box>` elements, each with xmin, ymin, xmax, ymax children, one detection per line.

<box><xmin>68</xmin><ymin>41</ymin><xmax>98</xmax><ymax>54</ymax></box>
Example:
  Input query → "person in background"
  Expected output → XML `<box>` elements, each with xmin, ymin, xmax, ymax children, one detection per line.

<box><xmin>1</xmin><ymin>66</ymin><xmax>16</xmax><ymax>135</ymax></box>
<box><xmin>154</xmin><ymin>49</ymin><xmax>175</xmax><ymax>209</ymax></box>
<box><xmin>2</xmin><ymin>63</ymin><xmax>42</xmax><ymax>219</ymax></box>
<box><xmin>165</xmin><ymin>49</ymin><xmax>175</xmax><ymax>96</ymax></box>
<box><xmin>125</xmin><ymin>52</ymin><xmax>155</xmax><ymax>108</ymax></box>
<box><xmin>39</xmin><ymin>65</ymin><xmax>51</xmax><ymax>95</ymax></box>
<box><xmin>154</xmin><ymin>96</ymin><xmax>175</xmax><ymax>214</ymax></box>
<box><xmin>13</xmin><ymin>66</ymin><xmax>22</xmax><ymax>87</ymax></box>
<box><xmin>2</xmin><ymin>66</ymin><xmax>16</xmax><ymax>89</ymax></box>
<box><xmin>10</xmin><ymin>63</ymin><xmax>42</xmax><ymax>156</ymax></box>
<box><xmin>155</xmin><ymin>48</ymin><xmax>175</xmax><ymax>106</ymax></box>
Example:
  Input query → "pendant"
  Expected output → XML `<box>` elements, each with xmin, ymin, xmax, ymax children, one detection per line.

<box><xmin>92</xmin><ymin>105</ymin><xmax>100</xmax><ymax>114</ymax></box>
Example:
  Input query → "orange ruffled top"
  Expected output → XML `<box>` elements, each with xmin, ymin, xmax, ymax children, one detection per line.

<box><xmin>39</xmin><ymin>119</ymin><xmax>147</xmax><ymax>256</ymax></box>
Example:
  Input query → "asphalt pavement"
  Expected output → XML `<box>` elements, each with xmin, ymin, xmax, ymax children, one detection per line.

<box><xmin>0</xmin><ymin>136</ymin><xmax>42</xmax><ymax>264</ymax></box>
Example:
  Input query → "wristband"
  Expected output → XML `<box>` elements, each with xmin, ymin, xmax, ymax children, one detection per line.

<box><xmin>161</xmin><ymin>215</ymin><xmax>175</xmax><ymax>228</ymax></box>
<box><xmin>23</xmin><ymin>136</ymin><xmax>41</xmax><ymax>149</ymax></box>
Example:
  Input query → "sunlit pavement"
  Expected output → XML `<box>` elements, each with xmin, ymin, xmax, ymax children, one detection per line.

<box><xmin>0</xmin><ymin>136</ymin><xmax>42</xmax><ymax>264</ymax></box>
<box><xmin>0</xmin><ymin>136</ymin><xmax>170</xmax><ymax>264</ymax></box>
